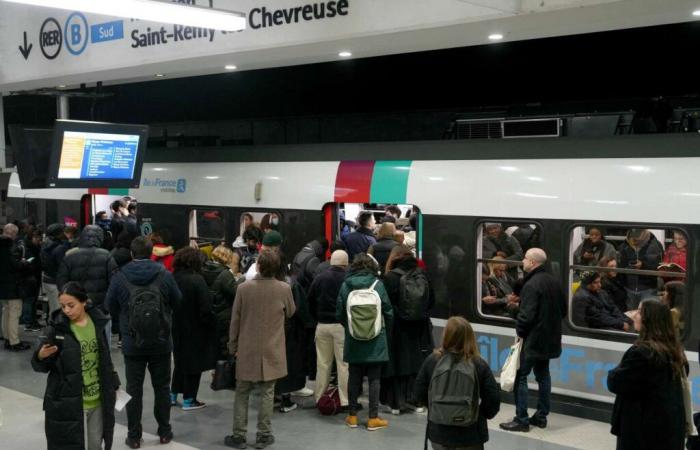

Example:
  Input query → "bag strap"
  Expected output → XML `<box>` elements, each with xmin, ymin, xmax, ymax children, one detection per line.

<box><xmin>369</xmin><ymin>279</ymin><xmax>379</xmax><ymax>291</ymax></box>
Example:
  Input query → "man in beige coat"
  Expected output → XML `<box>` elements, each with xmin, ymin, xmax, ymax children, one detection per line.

<box><xmin>225</xmin><ymin>250</ymin><xmax>296</xmax><ymax>450</ymax></box>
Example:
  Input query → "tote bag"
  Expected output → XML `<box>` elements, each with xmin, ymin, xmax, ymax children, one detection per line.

<box><xmin>500</xmin><ymin>337</ymin><xmax>522</xmax><ymax>392</ymax></box>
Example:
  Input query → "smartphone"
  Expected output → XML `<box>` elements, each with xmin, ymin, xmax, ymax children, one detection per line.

<box><xmin>39</xmin><ymin>335</ymin><xmax>54</xmax><ymax>346</ymax></box>
<box><xmin>26</xmin><ymin>257</ymin><xmax>35</xmax><ymax>263</ymax></box>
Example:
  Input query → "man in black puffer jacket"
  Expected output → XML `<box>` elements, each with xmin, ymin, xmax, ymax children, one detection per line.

<box><xmin>291</xmin><ymin>238</ymin><xmax>328</xmax><ymax>291</ymax></box>
<box><xmin>57</xmin><ymin>225</ymin><xmax>117</xmax><ymax>311</ymax></box>
<box><xmin>41</xmin><ymin>223</ymin><xmax>71</xmax><ymax>314</ymax></box>
<box><xmin>500</xmin><ymin>248</ymin><xmax>565</xmax><ymax>433</ymax></box>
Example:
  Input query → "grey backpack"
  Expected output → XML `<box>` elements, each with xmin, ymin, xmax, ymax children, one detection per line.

<box><xmin>428</xmin><ymin>355</ymin><xmax>480</xmax><ymax>427</ymax></box>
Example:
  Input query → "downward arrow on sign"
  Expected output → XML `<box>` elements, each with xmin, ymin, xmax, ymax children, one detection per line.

<box><xmin>19</xmin><ymin>31</ymin><xmax>33</xmax><ymax>60</ymax></box>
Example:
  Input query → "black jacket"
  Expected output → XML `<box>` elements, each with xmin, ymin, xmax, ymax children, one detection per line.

<box><xmin>342</xmin><ymin>227</ymin><xmax>377</xmax><ymax>262</ymax></box>
<box><xmin>608</xmin><ymin>345</ymin><xmax>686</xmax><ymax>450</ymax></box>
<box><xmin>109</xmin><ymin>247</ymin><xmax>132</xmax><ymax>269</ymax></box>
<box><xmin>105</xmin><ymin>259</ymin><xmax>182</xmax><ymax>356</ymax></box>
<box><xmin>572</xmin><ymin>287</ymin><xmax>631</xmax><ymax>331</ymax></box>
<box><xmin>369</xmin><ymin>237</ymin><xmax>398</xmax><ymax>274</ymax></box>
<box><xmin>415</xmin><ymin>354</ymin><xmax>500</xmax><ymax>447</ymax></box>
<box><xmin>307</xmin><ymin>265</ymin><xmax>346</xmax><ymax>324</ymax></box>
<box><xmin>0</xmin><ymin>235</ymin><xmax>23</xmax><ymax>299</ymax></box>
<box><xmin>291</xmin><ymin>240</ymin><xmax>324</xmax><ymax>291</ymax></box>
<box><xmin>172</xmin><ymin>270</ymin><xmax>217</xmax><ymax>373</ymax></box>
<box><xmin>618</xmin><ymin>235</ymin><xmax>663</xmax><ymax>292</ymax></box>
<box><xmin>602</xmin><ymin>276</ymin><xmax>629</xmax><ymax>313</ymax></box>
<box><xmin>57</xmin><ymin>226</ymin><xmax>118</xmax><ymax>308</ymax></box>
<box><xmin>516</xmin><ymin>266</ymin><xmax>566</xmax><ymax>360</ymax></box>
<box><xmin>31</xmin><ymin>306</ymin><xmax>120</xmax><ymax>450</ymax></box>
<box><xmin>211</xmin><ymin>269</ymin><xmax>243</xmax><ymax>358</ymax></box>
<box><xmin>201</xmin><ymin>260</ymin><xmax>227</xmax><ymax>288</ymax></box>
<box><xmin>41</xmin><ymin>237</ymin><xmax>70</xmax><ymax>284</ymax></box>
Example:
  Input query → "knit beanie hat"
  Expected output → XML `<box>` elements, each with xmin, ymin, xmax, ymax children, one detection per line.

<box><xmin>262</xmin><ymin>230</ymin><xmax>283</xmax><ymax>247</ymax></box>
<box><xmin>330</xmin><ymin>250</ymin><xmax>349</xmax><ymax>267</ymax></box>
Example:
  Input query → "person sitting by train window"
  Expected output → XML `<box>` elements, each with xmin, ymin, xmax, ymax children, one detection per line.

<box><xmin>599</xmin><ymin>257</ymin><xmax>629</xmax><ymax>313</ymax></box>
<box><xmin>368</xmin><ymin>223</ymin><xmax>398</xmax><ymax>275</ymax></box>
<box><xmin>572</xmin><ymin>272</ymin><xmax>632</xmax><ymax>332</ymax></box>
<box><xmin>260</xmin><ymin>213</ymin><xmax>280</xmax><ymax>234</ymax></box>
<box><xmin>573</xmin><ymin>227</ymin><xmax>616</xmax><ymax>267</ymax></box>
<box><xmin>237</xmin><ymin>226</ymin><xmax>262</xmax><ymax>275</ymax></box>
<box><xmin>662</xmin><ymin>230</ymin><xmax>688</xmax><ymax>271</ymax></box>
<box><xmin>617</xmin><ymin>229</ymin><xmax>663</xmax><ymax>310</ymax></box>
<box><xmin>484</xmin><ymin>257</ymin><xmax>519</xmax><ymax>317</ymax></box>
<box><xmin>661</xmin><ymin>281</ymin><xmax>686</xmax><ymax>333</ymax></box>
<box><xmin>343</xmin><ymin>211</ymin><xmax>377</xmax><ymax>262</ymax></box>
<box><xmin>482</xmin><ymin>223</ymin><xmax>523</xmax><ymax>279</ymax></box>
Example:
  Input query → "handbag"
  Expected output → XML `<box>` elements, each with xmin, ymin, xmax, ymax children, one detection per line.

<box><xmin>210</xmin><ymin>358</ymin><xmax>236</xmax><ymax>391</ymax></box>
<box><xmin>682</xmin><ymin>372</ymin><xmax>696</xmax><ymax>436</ymax></box>
<box><xmin>317</xmin><ymin>386</ymin><xmax>341</xmax><ymax>415</ymax></box>
<box><xmin>500</xmin><ymin>337</ymin><xmax>522</xmax><ymax>392</ymax></box>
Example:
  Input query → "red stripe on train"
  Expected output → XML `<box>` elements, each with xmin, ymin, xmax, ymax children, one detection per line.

<box><xmin>334</xmin><ymin>160</ymin><xmax>375</xmax><ymax>203</ymax></box>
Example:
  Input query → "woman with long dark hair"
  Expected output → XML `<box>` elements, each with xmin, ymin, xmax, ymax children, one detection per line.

<box><xmin>608</xmin><ymin>299</ymin><xmax>688</xmax><ymax>450</ymax></box>
<box><xmin>414</xmin><ymin>316</ymin><xmax>500</xmax><ymax>450</ymax></box>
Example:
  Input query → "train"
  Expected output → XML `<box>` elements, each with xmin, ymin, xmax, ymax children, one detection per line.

<box><xmin>3</xmin><ymin>132</ymin><xmax>700</xmax><ymax>418</ymax></box>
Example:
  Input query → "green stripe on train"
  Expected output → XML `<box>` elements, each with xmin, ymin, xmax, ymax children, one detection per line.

<box><xmin>369</xmin><ymin>160</ymin><xmax>412</xmax><ymax>204</ymax></box>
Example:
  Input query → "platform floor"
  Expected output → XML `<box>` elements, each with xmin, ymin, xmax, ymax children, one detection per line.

<box><xmin>0</xmin><ymin>331</ymin><xmax>616</xmax><ymax>450</ymax></box>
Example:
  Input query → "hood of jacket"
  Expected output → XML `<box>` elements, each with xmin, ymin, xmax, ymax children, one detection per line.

<box><xmin>152</xmin><ymin>244</ymin><xmax>174</xmax><ymax>257</ymax></box>
<box><xmin>121</xmin><ymin>259</ymin><xmax>166</xmax><ymax>286</ymax></box>
<box><xmin>308</xmin><ymin>240</ymin><xmax>325</xmax><ymax>259</ymax></box>
<box><xmin>344</xmin><ymin>269</ymin><xmax>378</xmax><ymax>290</ymax></box>
<box><xmin>77</xmin><ymin>225</ymin><xmax>104</xmax><ymax>248</ymax></box>
<box><xmin>49</xmin><ymin>302</ymin><xmax>110</xmax><ymax>332</ymax></box>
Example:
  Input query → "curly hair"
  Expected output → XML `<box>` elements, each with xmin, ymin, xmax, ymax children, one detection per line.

<box><xmin>173</xmin><ymin>246</ymin><xmax>203</xmax><ymax>272</ymax></box>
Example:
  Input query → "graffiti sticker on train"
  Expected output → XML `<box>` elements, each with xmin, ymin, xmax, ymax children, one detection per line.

<box><xmin>142</xmin><ymin>178</ymin><xmax>187</xmax><ymax>193</ymax></box>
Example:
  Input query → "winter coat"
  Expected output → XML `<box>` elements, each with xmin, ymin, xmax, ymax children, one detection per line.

<box><xmin>608</xmin><ymin>345</ymin><xmax>687</xmax><ymax>450</ymax></box>
<box><xmin>228</xmin><ymin>275</ymin><xmax>296</xmax><ymax>382</ymax></box>
<box><xmin>382</xmin><ymin>258</ymin><xmax>434</xmax><ymax>376</ymax></box>
<box><xmin>41</xmin><ymin>232</ymin><xmax>70</xmax><ymax>284</ymax></box>
<box><xmin>31</xmin><ymin>306</ymin><xmax>120</xmax><ymax>450</ymax></box>
<box><xmin>342</xmin><ymin>228</ymin><xmax>377</xmax><ymax>262</ymax></box>
<box><xmin>515</xmin><ymin>266</ymin><xmax>566</xmax><ymax>360</ymax></box>
<box><xmin>172</xmin><ymin>270</ymin><xmax>218</xmax><ymax>373</ymax></box>
<box><xmin>572</xmin><ymin>287</ymin><xmax>631</xmax><ymax>331</ymax></box>
<box><xmin>663</xmin><ymin>245</ymin><xmax>688</xmax><ymax>270</ymax></box>
<box><xmin>336</xmin><ymin>269</ymin><xmax>393</xmax><ymax>364</ymax></box>
<box><xmin>17</xmin><ymin>239</ymin><xmax>42</xmax><ymax>297</ymax></box>
<box><xmin>602</xmin><ymin>276</ymin><xmax>629</xmax><ymax>313</ymax></box>
<box><xmin>415</xmin><ymin>354</ymin><xmax>500</xmax><ymax>448</ymax></box>
<box><xmin>105</xmin><ymin>259</ymin><xmax>182</xmax><ymax>356</ymax></box>
<box><xmin>57</xmin><ymin>226</ymin><xmax>118</xmax><ymax>308</ymax></box>
<box><xmin>573</xmin><ymin>239</ymin><xmax>617</xmax><ymax>266</ymax></box>
<box><xmin>211</xmin><ymin>269</ymin><xmax>244</xmax><ymax>359</ymax></box>
<box><xmin>109</xmin><ymin>247</ymin><xmax>132</xmax><ymax>269</ymax></box>
<box><xmin>275</xmin><ymin>281</ymin><xmax>310</xmax><ymax>394</ymax></box>
<box><xmin>482</xmin><ymin>233</ymin><xmax>523</xmax><ymax>261</ymax></box>
<box><xmin>307</xmin><ymin>265</ymin><xmax>347</xmax><ymax>324</ymax></box>
<box><xmin>110</xmin><ymin>216</ymin><xmax>126</xmax><ymax>243</ymax></box>
<box><xmin>202</xmin><ymin>260</ymin><xmax>226</xmax><ymax>288</ymax></box>
<box><xmin>150</xmin><ymin>244</ymin><xmax>175</xmax><ymax>272</ymax></box>
<box><xmin>0</xmin><ymin>235</ymin><xmax>23</xmax><ymax>299</ymax></box>
<box><xmin>618</xmin><ymin>235</ymin><xmax>663</xmax><ymax>292</ymax></box>
<box><xmin>291</xmin><ymin>240</ymin><xmax>324</xmax><ymax>291</ymax></box>
<box><xmin>368</xmin><ymin>237</ymin><xmax>398</xmax><ymax>274</ymax></box>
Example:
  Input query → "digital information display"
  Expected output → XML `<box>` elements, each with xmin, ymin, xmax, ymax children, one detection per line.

<box><xmin>57</xmin><ymin>131</ymin><xmax>140</xmax><ymax>180</ymax></box>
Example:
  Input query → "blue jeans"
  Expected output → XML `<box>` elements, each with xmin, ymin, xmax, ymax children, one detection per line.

<box><xmin>514</xmin><ymin>358</ymin><xmax>551</xmax><ymax>425</ymax></box>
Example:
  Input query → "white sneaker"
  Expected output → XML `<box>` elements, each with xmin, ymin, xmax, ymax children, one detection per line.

<box><xmin>391</xmin><ymin>409</ymin><xmax>400</xmax><ymax>415</ymax></box>
<box><xmin>414</xmin><ymin>407</ymin><xmax>426</xmax><ymax>414</ymax></box>
<box><xmin>291</xmin><ymin>387</ymin><xmax>314</xmax><ymax>397</ymax></box>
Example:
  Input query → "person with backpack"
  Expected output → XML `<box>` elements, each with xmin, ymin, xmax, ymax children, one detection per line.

<box><xmin>336</xmin><ymin>253</ymin><xmax>393</xmax><ymax>431</ymax></box>
<box><xmin>105</xmin><ymin>237</ymin><xmax>182</xmax><ymax>448</ymax></box>
<box><xmin>381</xmin><ymin>245</ymin><xmax>434</xmax><ymax>414</ymax></box>
<box><xmin>414</xmin><ymin>316</ymin><xmax>501</xmax><ymax>450</ymax></box>
<box><xmin>32</xmin><ymin>282</ymin><xmax>121</xmax><ymax>450</ymax></box>
<box><xmin>290</xmin><ymin>237</ymin><xmax>328</xmax><ymax>292</ymax></box>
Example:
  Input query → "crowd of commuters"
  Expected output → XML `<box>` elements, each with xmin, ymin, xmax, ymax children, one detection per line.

<box><xmin>0</xmin><ymin>202</ymin><xmax>693</xmax><ymax>449</ymax></box>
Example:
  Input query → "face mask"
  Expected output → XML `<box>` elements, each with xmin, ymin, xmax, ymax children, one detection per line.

<box><xmin>271</xmin><ymin>218</ymin><xmax>279</xmax><ymax>226</ymax></box>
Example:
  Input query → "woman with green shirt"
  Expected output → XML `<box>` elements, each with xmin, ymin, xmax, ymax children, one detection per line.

<box><xmin>32</xmin><ymin>282</ymin><xmax>120</xmax><ymax>450</ymax></box>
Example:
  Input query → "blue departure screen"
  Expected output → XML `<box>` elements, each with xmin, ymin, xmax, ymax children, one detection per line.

<box><xmin>57</xmin><ymin>131</ymin><xmax>140</xmax><ymax>180</ymax></box>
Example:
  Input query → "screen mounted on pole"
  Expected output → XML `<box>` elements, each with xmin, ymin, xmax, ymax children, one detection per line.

<box><xmin>47</xmin><ymin>120</ymin><xmax>148</xmax><ymax>188</ymax></box>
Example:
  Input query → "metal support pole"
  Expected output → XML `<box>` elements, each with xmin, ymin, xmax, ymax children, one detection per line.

<box><xmin>57</xmin><ymin>95</ymin><xmax>70</xmax><ymax>119</ymax></box>
<box><xmin>0</xmin><ymin>93</ymin><xmax>6</xmax><ymax>170</ymax></box>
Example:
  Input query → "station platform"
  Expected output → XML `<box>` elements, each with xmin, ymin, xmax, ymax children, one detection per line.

<box><xmin>0</xmin><ymin>331</ymin><xmax>615</xmax><ymax>450</ymax></box>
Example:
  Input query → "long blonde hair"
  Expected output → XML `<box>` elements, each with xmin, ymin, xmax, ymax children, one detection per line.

<box><xmin>436</xmin><ymin>316</ymin><xmax>480</xmax><ymax>360</ymax></box>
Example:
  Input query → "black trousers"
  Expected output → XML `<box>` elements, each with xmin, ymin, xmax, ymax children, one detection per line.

<box><xmin>171</xmin><ymin>364</ymin><xmax>202</xmax><ymax>400</ymax></box>
<box><xmin>348</xmin><ymin>363</ymin><xmax>381</xmax><ymax>418</ymax></box>
<box><xmin>124</xmin><ymin>353</ymin><xmax>172</xmax><ymax>439</ymax></box>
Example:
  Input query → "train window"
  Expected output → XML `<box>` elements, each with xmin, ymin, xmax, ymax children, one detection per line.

<box><xmin>338</xmin><ymin>203</ymin><xmax>420</xmax><ymax>257</ymax></box>
<box><xmin>476</xmin><ymin>221</ymin><xmax>542</xmax><ymax>320</ymax></box>
<box><xmin>188</xmin><ymin>209</ymin><xmax>225</xmax><ymax>244</ymax></box>
<box><xmin>568</xmin><ymin>225</ymin><xmax>688</xmax><ymax>335</ymax></box>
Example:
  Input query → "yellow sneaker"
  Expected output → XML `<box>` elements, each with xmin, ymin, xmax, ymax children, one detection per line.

<box><xmin>367</xmin><ymin>417</ymin><xmax>388</xmax><ymax>431</ymax></box>
<box><xmin>345</xmin><ymin>415</ymin><xmax>358</xmax><ymax>428</ymax></box>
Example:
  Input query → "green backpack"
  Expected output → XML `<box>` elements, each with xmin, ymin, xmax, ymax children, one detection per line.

<box><xmin>428</xmin><ymin>355</ymin><xmax>480</xmax><ymax>427</ymax></box>
<box><xmin>346</xmin><ymin>280</ymin><xmax>382</xmax><ymax>341</ymax></box>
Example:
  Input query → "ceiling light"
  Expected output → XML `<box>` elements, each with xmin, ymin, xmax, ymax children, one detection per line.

<box><xmin>3</xmin><ymin>0</ymin><xmax>246</xmax><ymax>31</ymax></box>
<box><xmin>155</xmin><ymin>73</ymin><xmax>165</xmax><ymax>78</ymax></box>
<box><xmin>488</xmin><ymin>33</ymin><xmax>504</xmax><ymax>41</ymax></box>
<box><xmin>498</xmin><ymin>166</ymin><xmax>519</xmax><ymax>172</ymax></box>
<box><xmin>57</xmin><ymin>85</ymin><xmax>66</xmax><ymax>88</ymax></box>
<box><xmin>224</xmin><ymin>65</ymin><xmax>237</xmax><ymax>70</ymax></box>
<box><xmin>152</xmin><ymin>167</ymin><xmax>167</xmax><ymax>172</ymax></box>
<box><xmin>693</xmin><ymin>9</ymin><xmax>700</xmax><ymax>16</ymax></box>
<box><xmin>338</xmin><ymin>51</ymin><xmax>352</xmax><ymax>58</ymax></box>
<box><xmin>205</xmin><ymin>176</ymin><xmax>220</xmax><ymax>180</ymax></box>
<box><xmin>527</xmin><ymin>176</ymin><xmax>544</xmax><ymax>182</ymax></box>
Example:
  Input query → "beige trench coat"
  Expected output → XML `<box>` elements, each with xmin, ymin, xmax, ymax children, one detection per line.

<box><xmin>228</xmin><ymin>276</ymin><xmax>296</xmax><ymax>382</ymax></box>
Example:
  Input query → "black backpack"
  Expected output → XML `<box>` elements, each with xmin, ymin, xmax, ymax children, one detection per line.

<box><xmin>124</xmin><ymin>271</ymin><xmax>170</xmax><ymax>349</ymax></box>
<box><xmin>428</xmin><ymin>355</ymin><xmax>480</xmax><ymax>427</ymax></box>
<box><xmin>391</xmin><ymin>267</ymin><xmax>430</xmax><ymax>321</ymax></box>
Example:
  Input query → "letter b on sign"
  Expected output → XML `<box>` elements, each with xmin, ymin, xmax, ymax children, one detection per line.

<box><xmin>64</xmin><ymin>12</ymin><xmax>89</xmax><ymax>55</ymax></box>
<box><xmin>71</xmin><ymin>24</ymin><xmax>81</xmax><ymax>45</ymax></box>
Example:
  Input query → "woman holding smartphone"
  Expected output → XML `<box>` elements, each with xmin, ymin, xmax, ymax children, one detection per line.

<box><xmin>32</xmin><ymin>282</ymin><xmax>120</xmax><ymax>450</ymax></box>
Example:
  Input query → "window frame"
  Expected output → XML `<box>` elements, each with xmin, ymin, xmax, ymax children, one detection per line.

<box><xmin>188</xmin><ymin>208</ymin><xmax>227</xmax><ymax>243</ymax></box>
<box><xmin>474</xmin><ymin>218</ymin><xmax>544</xmax><ymax>323</ymax></box>
<box><xmin>565</xmin><ymin>221</ymin><xmax>691</xmax><ymax>339</ymax></box>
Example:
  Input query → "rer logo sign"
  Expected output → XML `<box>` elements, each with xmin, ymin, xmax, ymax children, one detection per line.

<box><xmin>39</xmin><ymin>17</ymin><xmax>62</xmax><ymax>60</ymax></box>
<box><xmin>64</xmin><ymin>12</ymin><xmax>89</xmax><ymax>55</ymax></box>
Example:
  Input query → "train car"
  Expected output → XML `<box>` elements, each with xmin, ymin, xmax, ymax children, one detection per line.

<box><xmin>4</xmin><ymin>133</ymin><xmax>700</xmax><ymax>418</ymax></box>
